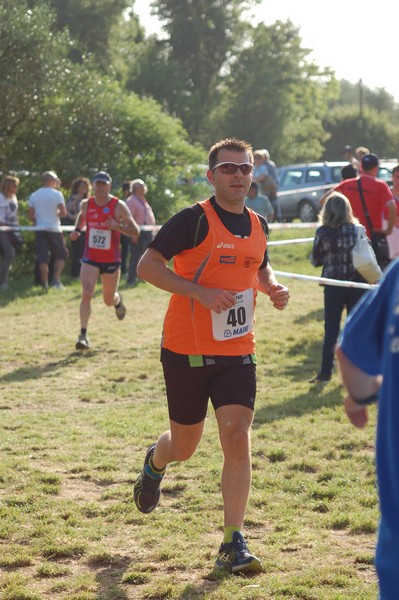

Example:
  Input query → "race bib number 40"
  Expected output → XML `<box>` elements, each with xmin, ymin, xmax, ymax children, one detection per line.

<box><xmin>88</xmin><ymin>227</ymin><xmax>111</xmax><ymax>250</ymax></box>
<box><xmin>211</xmin><ymin>288</ymin><xmax>254</xmax><ymax>341</ymax></box>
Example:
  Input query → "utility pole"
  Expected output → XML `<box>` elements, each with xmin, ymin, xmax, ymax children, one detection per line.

<box><xmin>359</xmin><ymin>78</ymin><xmax>364</xmax><ymax>126</ymax></box>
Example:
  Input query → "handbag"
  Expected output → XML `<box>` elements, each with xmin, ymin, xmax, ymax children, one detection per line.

<box><xmin>352</xmin><ymin>225</ymin><xmax>382</xmax><ymax>284</ymax></box>
<box><xmin>357</xmin><ymin>179</ymin><xmax>390</xmax><ymax>265</ymax></box>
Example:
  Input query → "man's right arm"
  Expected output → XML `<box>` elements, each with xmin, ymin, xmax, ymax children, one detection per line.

<box><xmin>137</xmin><ymin>248</ymin><xmax>236</xmax><ymax>313</ymax></box>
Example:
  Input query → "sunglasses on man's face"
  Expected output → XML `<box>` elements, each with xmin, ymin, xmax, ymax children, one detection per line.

<box><xmin>212</xmin><ymin>162</ymin><xmax>253</xmax><ymax>175</ymax></box>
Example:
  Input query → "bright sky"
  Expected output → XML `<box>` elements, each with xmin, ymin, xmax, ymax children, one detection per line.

<box><xmin>134</xmin><ymin>0</ymin><xmax>398</xmax><ymax>102</ymax></box>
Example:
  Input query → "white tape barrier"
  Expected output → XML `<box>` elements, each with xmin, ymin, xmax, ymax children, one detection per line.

<box><xmin>269</xmin><ymin>222</ymin><xmax>318</xmax><ymax>230</ymax></box>
<box><xmin>277</xmin><ymin>183</ymin><xmax>332</xmax><ymax>198</ymax></box>
<box><xmin>273</xmin><ymin>270</ymin><xmax>377</xmax><ymax>291</ymax></box>
<box><xmin>268</xmin><ymin>237</ymin><xmax>314</xmax><ymax>246</ymax></box>
<box><xmin>0</xmin><ymin>224</ymin><xmax>161</xmax><ymax>233</ymax></box>
<box><xmin>0</xmin><ymin>223</ymin><xmax>377</xmax><ymax>291</ymax></box>
<box><xmin>0</xmin><ymin>222</ymin><xmax>317</xmax><ymax>233</ymax></box>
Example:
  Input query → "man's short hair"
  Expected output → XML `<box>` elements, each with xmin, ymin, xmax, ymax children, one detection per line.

<box><xmin>42</xmin><ymin>171</ymin><xmax>59</xmax><ymax>182</ymax></box>
<box><xmin>361</xmin><ymin>153</ymin><xmax>379</xmax><ymax>171</ymax></box>
<box><xmin>208</xmin><ymin>138</ymin><xmax>253</xmax><ymax>170</ymax></box>
<box><xmin>249</xmin><ymin>181</ymin><xmax>259</xmax><ymax>191</ymax></box>
<box><xmin>131</xmin><ymin>179</ymin><xmax>147</xmax><ymax>193</ymax></box>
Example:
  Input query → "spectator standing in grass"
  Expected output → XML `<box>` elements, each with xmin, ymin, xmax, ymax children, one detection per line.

<box><xmin>28</xmin><ymin>171</ymin><xmax>68</xmax><ymax>291</ymax></box>
<box><xmin>341</xmin><ymin>145</ymin><xmax>359</xmax><ymax>179</ymax></box>
<box><xmin>0</xmin><ymin>175</ymin><xmax>20</xmax><ymax>290</ymax></box>
<box><xmin>310</xmin><ymin>191</ymin><xmax>368</xmax><ymax>383</ymax></box>
<box><xmin>120</xmin><ymin>180</ymin><xmax>132</xmax><ymax>276</ymax></box>
<box><xmin>133</xmin><ymin>137</ymin><xmax>290</xmax><ymax>576</ymax></box>
<box><xmin>385</xmin><ymin>164</ymin><xmax>399</xmax><ymax>259</ymax></box>
<box><xmin>126</xmin><ymin>179</ymin><xmax>156</xmax><ymax>287</ymax></box>
<box><xmin>245</xmin><ymin>181</ymin><xmax>274</xmax><ymax>221</ymax></box>
<box><xmin>63</xmin><ymin>177</ymin><xmax>91</xmax><ymax>277</ymax></box>
<box><xmin>253</xmin><ymin>149</ymin><xmax>281</xmax><ymax>221</ymax></box>
<box><xmin>336</xmin><ymin>258</ymin><xmax>399</xmax><ymax>600</ymax></box>
<box><xmin>321</xmin><ymin>153</ymin><xmax>397</xmax><ymax>270</ymax></box>
<box><xmin>69</xmin><ymin>171</ymin><xmax>139</xmax><ymax>350</ymax></box>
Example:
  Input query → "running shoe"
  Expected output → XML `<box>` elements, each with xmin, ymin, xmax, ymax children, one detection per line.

<box><xmin>52</xmin><ymin>280</ymin><xmax>65</xmax><ymax>290</ymax></box>
<box><xmin>115</xmin><ymin>294</ymin><xmax>126</xmax><ymax>320</ymax></box>
<box><xmin>134</xmin><ymin>444</ymin><xmax>164</xmax><ymax>513</ymax></box>
<box><xmin>76</xmin><ymin>333</ymin><xmax>90</xmax><ymax>350</ymax></box>
<box><xmin>214</xmin><ymin>531</ymin><xmax>263</xmax><ymax>575</ymax></box>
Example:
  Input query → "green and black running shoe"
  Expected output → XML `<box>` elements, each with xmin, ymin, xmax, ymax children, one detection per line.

<box><xmin>214</xmin><ymin>531</ymin><xmax>263</xmax><ymax>575</ymax></box>
<box><xmin>134</xmin><ymin>444</ymin><xmax>164</xmax><ymax>513</ymax></box>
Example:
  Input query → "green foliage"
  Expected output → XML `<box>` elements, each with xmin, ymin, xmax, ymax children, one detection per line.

<box><xmin>203</xmin><ymin>21</ymin><xmax>336</xmax><ymax>162</ymax></box>
<box><xmin>0</xmin><ymin>1</ymin><xmax>71</xmax><ymax>171</ymax></box>
<box><xmin>323</xmin><ymin>104</ymin><xmax>399</xmax><ymax>160</ymax></box>
<box><xmin>2</xmin><ymin>0</ymin><xmax>399</xmax><ymax>192</ymax></box>
<box><xmin>29</xmin><ymin>0</ymin><xmax>131</xmax><ymax>67</ymax></box>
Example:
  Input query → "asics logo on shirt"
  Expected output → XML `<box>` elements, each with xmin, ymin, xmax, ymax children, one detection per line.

<box><xmin>217</xmin><ymin>242</ymin><xmax>235</xmax><ymax>249</ymax></box>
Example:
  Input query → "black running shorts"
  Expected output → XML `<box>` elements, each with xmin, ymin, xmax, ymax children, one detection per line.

<box><xmin>160</xmin><ymin>347</ymin><xmax>257</xmax><ymax>425</ymax></box>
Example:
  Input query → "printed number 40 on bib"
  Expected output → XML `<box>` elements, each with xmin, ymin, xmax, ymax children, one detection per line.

<box><xmin>211</xmin><ymin>288</ymin><xmax>254</xmax><ymax>341</ymax></box>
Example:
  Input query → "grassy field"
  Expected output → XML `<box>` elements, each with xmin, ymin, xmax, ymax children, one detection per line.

<box><xmin>0</xmin><ymin>230</ymin><xmax>378</xmax><ymax>599</ymax></box>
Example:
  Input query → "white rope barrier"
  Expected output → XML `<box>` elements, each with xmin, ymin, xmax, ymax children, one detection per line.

<box><xmin>268</xmin><ymin>237</ymin><xmax>314</xmax><ymax>246</ymax></box>
<box><xmin>0</xmin><ymin>222</ymin><xmax>379</xmax><ymax>292</ymax></box>
<box><xmin>0</xmin><ymin>222</ymin><xmax>316</xmax><ymax>233</ymax></box>
<box><xmin>0</xmin><ymin>224</ymin><xmax>161</xmax><ymax>232</ymax></box>
<box><xmin>273</xmin><ymin>270</ymin><xmax>377</xmax><ymax>290</ymax></box>
<box><xmin>269</xmin><ymin>222</ymin><xmax>318</xmax><ymax>230</ymax></box>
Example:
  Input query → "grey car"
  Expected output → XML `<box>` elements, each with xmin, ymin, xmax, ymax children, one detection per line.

<box><xmin>277</xmin><ymin>162</ymin><xmax>346</xmax><ymax>222</ymax></box>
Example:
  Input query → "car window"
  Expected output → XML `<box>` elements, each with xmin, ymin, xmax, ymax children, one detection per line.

<box><xmin>378</xmin><ymin>167</ymin><xmax>392</xmax><ymax>183</ymax></box>
<box><xmin>281</xmin><ymin>169</ymin><xmax>304</xmax><ymax>186</ymax></box>
<box><xmin>306</xmin><ymin>168</ymin><xmax>325</xmax><ymax>184</ymax></box>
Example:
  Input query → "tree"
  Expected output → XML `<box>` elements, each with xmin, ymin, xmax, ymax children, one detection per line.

<box><xmin>203</xmin><ymin>21</ymin><xmax>337</xmax><ymax>164</ymax></box>
<box><xmin>323</xmin><ymin>105</ymin><xmax>399</xmax><ymax>161</ymax></box>
<box><xmin>27</xmin><ymin>0</ymin><xmax>131</xmax><ymax>67</ymax></box>
<box><xmin>0</xmin><ymin>1</ymin><xmax>71</xmax><ymax>170</ymax></box>
<box><xmin>128</xmin><ymin>0</ymin><xmax>259</xmax><ymax>139</ymax></box>
<box><xmin>0</xmin><ymin>0</ymin><xmax>205</xmax><ymax>222</ymax></box>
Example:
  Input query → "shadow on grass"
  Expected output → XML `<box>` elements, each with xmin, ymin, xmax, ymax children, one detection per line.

<box><xmin>292</xmin><ymin>307</ymin><xmax>324</xmax><ymax>324</ymax></box>
<box><xmin>253</xmin><ymin>384</ymin><xmax>342</xmax><ymax>426</ymax></box>
<box><xmin>89</xmin><ymin>555</ymin><xmax>131</xmax><ymax>599</ymax></box>
<box><xmin>0</xmin><ymin>351</ymin><xmax>96</xmax><ymax>383</ymax></box>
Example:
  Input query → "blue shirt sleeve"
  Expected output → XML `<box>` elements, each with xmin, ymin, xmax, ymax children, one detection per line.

<box><xmin>340</xmin><ymin>260</ymin><xmax>399</xmax><ymax>376</ymax></box>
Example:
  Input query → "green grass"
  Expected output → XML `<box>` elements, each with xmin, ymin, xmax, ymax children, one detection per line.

<box><xmin>0</xmin><ymin>229</ymin><xmax>378</xmax><ymax>599</ymax></box>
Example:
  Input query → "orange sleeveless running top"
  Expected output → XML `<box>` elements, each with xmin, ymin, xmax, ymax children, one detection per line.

<box><xmin>162</xmin><ymin>199</ymin><xmax>267</xmax><ymax>355</ymax></box>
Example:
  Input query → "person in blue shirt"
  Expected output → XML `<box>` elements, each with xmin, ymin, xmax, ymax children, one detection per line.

<box><xmin>336</xmin><ymin>258</ymin><xmax>399</xmax><ymax>600</ymax></box>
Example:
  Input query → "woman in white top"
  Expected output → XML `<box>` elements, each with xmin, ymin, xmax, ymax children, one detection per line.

<box><xmin>0</xmin><ymin>175</ymin><xmax>20</xmax><ymax>289</ymax></box>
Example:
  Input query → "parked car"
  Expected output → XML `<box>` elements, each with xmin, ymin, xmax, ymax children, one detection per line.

<box><xmin>277</xmin><ymin>162</ymin><xmax>346</xmax><ymax>222</ymax></box>
<box><xmin>377</xmin><ymin>159</ymin><xmax>397</xmax><ymax>186</ymax></box>
<box><xmin>277</xmin><ymin>160</ymin><xmax>398</xmax><ymax>222</ymax></box>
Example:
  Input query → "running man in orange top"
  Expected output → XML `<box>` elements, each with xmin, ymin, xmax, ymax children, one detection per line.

<box><xmin>133</xmin><ymin>138</ymin><xmax>290</xmax><ymax>575</ymax></box>
<box><xmin>70</xmin><ymin>171</ymin><xmax>139</xmax><ymax>350</ymax></box>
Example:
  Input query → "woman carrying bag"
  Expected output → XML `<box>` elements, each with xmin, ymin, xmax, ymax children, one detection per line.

<box><xmin>309</xmin><ymin>191</ymin><xmax>379</xmax><ymax>383</ymax></box>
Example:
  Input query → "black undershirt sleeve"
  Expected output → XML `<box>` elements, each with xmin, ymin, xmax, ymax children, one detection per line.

<box><xmin>150</xmin><ymin>196</ymin><xmax>269</xmax><ymax>267</ymax></box>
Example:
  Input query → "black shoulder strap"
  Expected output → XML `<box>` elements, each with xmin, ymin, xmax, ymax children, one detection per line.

<box><xmin>357</xmin><ymin>178</ymin><xmax>374</xmax><ymax>234</ymax></box>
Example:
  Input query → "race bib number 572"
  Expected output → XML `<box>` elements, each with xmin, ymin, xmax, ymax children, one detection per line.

<box><xmin>211</xmin><ymin>288</ymin><xmax>254</xmax><ymax>341</ymax></box>
<box><xmin>88</xmin><ymin>227</ymin><xmax>111</xmax><ymax>250</ymax></box>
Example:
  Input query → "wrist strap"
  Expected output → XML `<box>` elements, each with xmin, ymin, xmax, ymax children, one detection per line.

<box><xmin>351</xmin><ymin>393</ymin><xmax>378</xmax><ymax>406</ymax></box>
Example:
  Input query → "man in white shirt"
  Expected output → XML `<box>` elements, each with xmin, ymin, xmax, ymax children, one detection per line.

<box><xmin>28</xmin><ymin>171</ymin><xmax>68</xmax><ymax>290</ymax></box>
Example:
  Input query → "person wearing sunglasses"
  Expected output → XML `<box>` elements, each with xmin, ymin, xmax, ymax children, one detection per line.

<box><xmin>133</xmin><ymin>137</ymin><xmax>290</xmax><ymax>576</ymax></box>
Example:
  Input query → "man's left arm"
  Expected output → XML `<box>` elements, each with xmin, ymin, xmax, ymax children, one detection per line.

<box><xmin>257</xmin><ymin>264</ymin><xmax>290</xmax><ymax>310</ymax></box>
<box><xmin>107</xmin><ymin>201</ymin><xmax>140</xmax><ymax>237</ymax></box>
